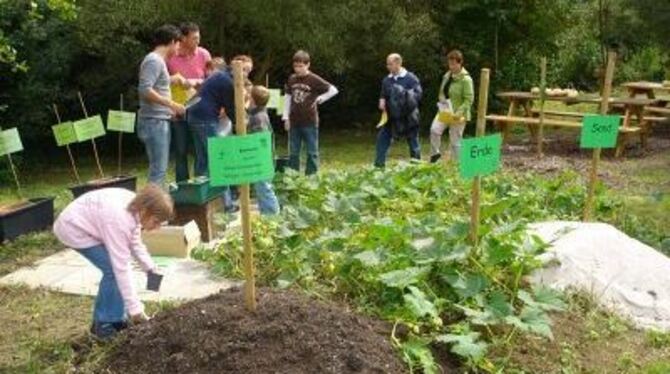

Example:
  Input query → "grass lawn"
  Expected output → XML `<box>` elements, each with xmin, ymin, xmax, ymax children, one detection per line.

<box><xmin>0</xmin><ymin>127</ymin><xmax>669</xmax><ymax>372</ymax></box>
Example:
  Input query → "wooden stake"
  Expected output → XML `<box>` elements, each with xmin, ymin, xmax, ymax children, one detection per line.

<box><xmin>584</xmin><ymin>51</ymin><xmax>616</xmax><ymax>221</ymax></box>
<box><xmin>52</xmin><ymin>104</ymin><xmax>81</xmax><ymax>183</ymax></box>
<box><xmin>233</xmin><ymin>61</ymin><xmax>257</xmax><ymax>312</ymax></box>
<box><xmin>537</xmin><ymin>57</ymin><xmax>547</xmax><ymax>157</ymax></box>
<box><xmin>118</xmin><ymin>94</ymin><xmax>124</xmax><ymax>176</ymax></box>
<box><xmin>470</xmin><ymin>68</ymin><xmax>491</xmax><ymax>245</ymax></box>
<box><xmin>77</xmin><ymin>91</ymin><xmax>105</xmax><ymax>179</ymax></box>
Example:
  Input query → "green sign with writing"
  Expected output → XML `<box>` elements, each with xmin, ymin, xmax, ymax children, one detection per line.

<box><xmin>580</xmin><ymin>114</ymin><xmax>620</xmax><ymax>149</ymax></box>
<box><xmin>208</xmin><ymin>132</ymin><xmax>275</xmax><ymax>186</ymax></box>
<box><xmin>267</xmin><ymin>89</ymin><xmax>281</xmax><ymax>110</ymax></box>
<box><xmin>459</xmin><ymin>133</ymin><xmax>502</xmax><ymax>179</ymax></box>
<box><xmin>52</xmin><ymin>122</ymin><xmax>78</xmax><ymax>146</ymax></box>
<box><xmin>0</xmin><ymin>128</ymin><xmax>24</xmax><ymax>156</ymax></box>
<box><xmin>73</xmin><ymin>115</ymin><xmax>106</xmax><ymax>141</ymax></box>
<box><xmin>107</xmin><ymin>110</ymin><xmax>136</xmax><ymax>133</ymax></box>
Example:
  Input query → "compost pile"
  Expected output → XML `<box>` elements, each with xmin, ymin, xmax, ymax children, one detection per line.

<box><xmin>104</xmin><ymin>288</ymin><xmax>406</xmax><ymax>374</ymax></box>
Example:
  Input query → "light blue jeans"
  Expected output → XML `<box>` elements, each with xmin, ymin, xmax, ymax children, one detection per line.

<box><xmin>138</xmin><ymin>117</ymin><xmax>171</xmax><ymax>186</ymax></box>
<box><xmin>78</xmin><ymin>245</ymin><xmax>125</xmax><ymax>324</ymax></box>
<box><xmin>253</xmin><ymin>181</ymin><xmax>280</xmax><ymax>215</ymax></box>
<box><xmin>289</xmin><ymin>125</ymin><xmax>319</xmax><ymax>175</ymax></box>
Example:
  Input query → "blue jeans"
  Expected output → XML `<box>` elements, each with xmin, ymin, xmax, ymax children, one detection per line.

<box><xmin>188</xmin><ymin>120</ymin><xmax>219</xmax><ymax>177</ymax></box>
<box><xmin>171</xmin><ymin>118</ymin><xmax>191</xmax><ymax>183</ymax></box>
<box><xmin>289</xmin><ymin>125</ymin><xmax>319</xmax><ymax>175</ymax></box>
<box><xmin>254</xmin><ymin>181</ymin><xmax>280</xmax><ymax>215</ymax></box>
<box><xmin>138</xmin><ymin>117</ymin><xmax>171</xmax><ymax>185</ymax></box>
<box><xmin>78</xmin><ymin>245</ymin><xmax>125</xmax><ymax>324</ymax></box>
<box><xmin>374</xmin><ymin>125</ymin><xmax>421</xmax><ymax>168</ymax></box>
<box><xmin>189</xmin><ymin>120</ymin><xmax>237</xmax><ymax>211</ymax></box>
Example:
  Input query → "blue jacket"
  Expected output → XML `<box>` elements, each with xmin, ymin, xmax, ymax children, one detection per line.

<box><xmin>380</xmin><ymin>69</ymin><xmax>422</xmax><ymax>138</ymax></box>
<box><xmin>187</xmin><ymin>69</ymin><xmax>235</xmax><ymax>123</ymax></box>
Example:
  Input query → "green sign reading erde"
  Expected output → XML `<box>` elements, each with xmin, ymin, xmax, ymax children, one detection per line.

<box><xmin>208</xmin><ymin>132</ymin><xmax>275</xmax><ymax>186</ymax></box>
<box><xmin>52</xmin><ymin>122</ymin><xmax>78</xmax><ymax>146</ymax></box>
<box><xmin>0</xmin><ymin>128</ymin><xmax>24</xmax><ymax>156</ymax></box>
<box><xmin>107</xmin><ymin>110</ymin><xmax>136</xmax><ymax>133</ymax></box>
<box><xmin>73</xmin><ymin>115</ymin><xmax>106</xmax><ymax>141</ymax></box>
<box><xmin>459</xmin><ymin>133</ymin><xmax>502</xmax><ymax>179</ymax></box>
<box><xmin>580</xmin><ymin>114</ymin><xmax>620</xmax><ymax>149</ymax></box>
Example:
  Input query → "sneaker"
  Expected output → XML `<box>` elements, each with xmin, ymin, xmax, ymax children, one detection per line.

<box><xmin>90</xmin><ymin>321</ymin><xmax>125</xmax><ymax>341</ymax></box>
<box><xmin>430</xmin><ymin>154</ymin><xmax>441</xmax><ymax>163</ymax></box>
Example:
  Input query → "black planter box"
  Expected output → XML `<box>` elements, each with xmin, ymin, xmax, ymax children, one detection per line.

<box><xmin>0</xmin><ymin>197</ymin><xmax>55</xmax><ymax>242</ymax></box>
<box><xmin>69</xmin><ymin>175</ymin><xmax>137</xmax><ymax>198</ymax></box>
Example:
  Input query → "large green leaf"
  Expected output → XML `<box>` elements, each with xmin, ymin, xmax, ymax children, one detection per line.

<box><xmin>404</xmin><ymin>286</ymin><xmax>438</xmax><ymax>319</ymax></box>
<box><xmin>353</xmin><ymin>250</ymin><xmax>381</xmax><ymax>267</ymax></box>
<box><xmin>505</xmin><ymin>306</ymin><xmax>554</xmax><ymax>339</ymax></box>
<box><xmin>436</xmin><ymin>332</ymin><xmax>488</xmax><ymax>361</ymax></box>
<box><xmin>518</xmin><ymin>286</ymin><xmax>566</xmax><ymax>312</ymax></box>
<box><xmin>379</xmin><ymin>267</ymin><xmax>428</xmax><ymax>289</ymax></box>
<box><xmin>400</xmin><ymin>337</ymin><xmax>438</xmax><ymax>374</ymax></box>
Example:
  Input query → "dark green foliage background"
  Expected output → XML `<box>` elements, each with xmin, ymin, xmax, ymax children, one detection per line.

<box><xmin>0</xmin><ymin>0</ymin><xmax>668</xmax><ymax>145</ymax></box>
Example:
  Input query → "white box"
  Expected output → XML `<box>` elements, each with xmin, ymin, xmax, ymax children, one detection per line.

<box><xmin>142</xmin><ymin>220</ymin><xmax>201</xmax><ymax>258</ymax></box>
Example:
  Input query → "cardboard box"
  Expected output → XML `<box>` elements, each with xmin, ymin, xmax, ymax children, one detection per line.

<box><xmin>142</xmin><ymin>220</ymin><xmax>201</xmax><ymax>258</ymax></box>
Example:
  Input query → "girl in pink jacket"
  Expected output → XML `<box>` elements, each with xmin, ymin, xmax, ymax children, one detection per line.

<box><xmin>53</xmin><ymin>185</ymin><xmax>173</xmax><ymax>340</ymax></box>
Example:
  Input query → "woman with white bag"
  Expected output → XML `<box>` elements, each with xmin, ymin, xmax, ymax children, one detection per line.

<box><xmin>430</xmin><ymin>50</ymin><xmax>474</xmax><ymax>163</ymax></box>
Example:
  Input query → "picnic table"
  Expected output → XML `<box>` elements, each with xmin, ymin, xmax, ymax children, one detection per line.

<box><xmin>621</xmin><ymin>81</ymin><xmax>670</xmax><ymax>99</ymax></box>
<box><xmin>488</xmin><ymin>91</ymin><xmax>663</xmax><ymax>157</ymax></box>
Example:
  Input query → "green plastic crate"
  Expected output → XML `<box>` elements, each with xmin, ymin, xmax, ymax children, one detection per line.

<box><xmin>169</xmin><ymin>177</ymin><xmax>226</xmax><ymax>205</ymax></box>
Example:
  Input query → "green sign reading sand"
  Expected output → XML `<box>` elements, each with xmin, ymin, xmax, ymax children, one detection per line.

<box><xmin>73</xmin><ymin>115</ymin><xmax>106</xmax><ymax>141</ymax></box>
<box><xmin>0</xmin><ymin>128</ymin><xmax>24</xmax><ymax>156</ymax></box>
<box><xmin>208</xmin><ymin>132</ymin><xmax>275</xmax><ymax>186</ymax></box>
<box><xmin>107</xmin><ymin>110</ymin><xmax>136</xmax><ymax>133</ymax></box>
<box><xmin>580</xmin><ymin>114</ymin><xmax>620</xmax><ymax>149</ymax></box>
<box><xmin>52</xmin><ymin>122</ymin><xmax>78</xmax><ymax>146</ymax></box>
<box><xmin>459</xmin><ymin>133</ymin><xmax>502</xmax><ymax>179</ymax></box>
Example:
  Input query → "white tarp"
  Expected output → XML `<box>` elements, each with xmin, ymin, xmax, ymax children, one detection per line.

<box><xmin>530</xmin><ymin>221</ymin><xmax>670</xmax><ymax>331</ymax></box>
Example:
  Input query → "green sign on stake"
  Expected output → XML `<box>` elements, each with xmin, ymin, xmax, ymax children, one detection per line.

<box><xmin>580</xmin><ymin>114</ymin><xmax>620</xmax><ymax>149</ymax></box>
<box><xmin>107</xmin><ymin>110</ymin><xmax>136</xmax><ymax>133</ymax></box>
<box><xmin>52</xmin><ymin>122</ymin><xmax>78</xmax><ymax>147</ymax></box>
<box><xmin>0</xmin><ymin>128</ymin><xmax>24</xmax><ymax>156</ymax></box>
<box><xmin>73</xmin><ymin>115</ymin><xmax>106</xmax><ymax>141</ymax></box>
<box><xmin>267</xmin><ymin>89</ymin><xmax>281</xmax><ymax>110</ymax></box>
<box><xmin>208</xmin><ymin>132</ymin><xmax>275</xmax><ymax>186</ymax></box>
<box><xmin>459</xmin><ymin>133</ymin><xmax>502</xmax><ymax>179</ymax></box>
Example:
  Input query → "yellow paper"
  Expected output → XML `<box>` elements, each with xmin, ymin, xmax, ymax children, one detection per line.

<box><xmin>377</xmin><ymin>111</ymin><xmax>388</xmax><ymax>128</ymax></box>
<box><xmin>437</xmin><ymin>110</ymin><xmax>464</xmax><ymax>125</ymax></box>
<box><xmin>170</xmin><ymin>74</ymin><xmax>197</xmax><ymax>105</ymax></box>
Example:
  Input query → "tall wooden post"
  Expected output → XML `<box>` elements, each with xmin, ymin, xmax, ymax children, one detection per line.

<box><xmin>537</xmin><ymin>57</ymin><xmax>547</xmax><ymax>157</ymax></box>
<box><xmin>233</xmin><ymin>61</ymin><xmax>257</xmax><ymax>312</ymax></box>
<box><xmin>77</xmin><ymin>91</ymin><xmax>105</xmax><ymax>179</ymax></box>
<box><xmin>470</xmin><ymin>68</ymin><xmax>491</xmax><ymax>245</ymax></box>
<box><xmin>52</xmin><ymin>104</ymin><xmax>81</xmax><ymax>183</ymax></box>
<box><xmin>584</xmin><ymin>51</ymin><xmax>616</xmax><ymax>221</ymax></box>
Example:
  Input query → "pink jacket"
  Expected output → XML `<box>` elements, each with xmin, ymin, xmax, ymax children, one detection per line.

<box><xmin>53</xmin><ymin>188</ymin><xmax>156</xmax><ymax>315</ymax></box>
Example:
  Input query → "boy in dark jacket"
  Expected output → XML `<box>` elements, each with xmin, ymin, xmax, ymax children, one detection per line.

<box><xmin>375</xmin><ymin>53</ymin><xmax>422</xmax><ymax>168</ymax></box>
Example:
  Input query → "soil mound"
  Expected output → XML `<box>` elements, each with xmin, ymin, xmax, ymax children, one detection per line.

<box><xmin>103</xmin><ymin>288</ymin><xmax>406</xmax><ymax>374</ymax></box>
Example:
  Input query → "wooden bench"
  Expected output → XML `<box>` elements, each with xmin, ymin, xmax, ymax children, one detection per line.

<box><xmin>644</xmin><ymin>106</ymin><xmax>670</xmax><ymax>116</ymax></box>
<box><xmin>530</xmin><ymin>109</ymin><xmax>667</xmax><ymax>123</ymax></box>
<box><xmin>485</xmin><ymin>114</ymin><xmax>641</xmax><ymax>133</ymax></box>
<box><xmin>486</xmin><ymin>114</ymin><xmax>641</xmax><ymax>158</ymax></box>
